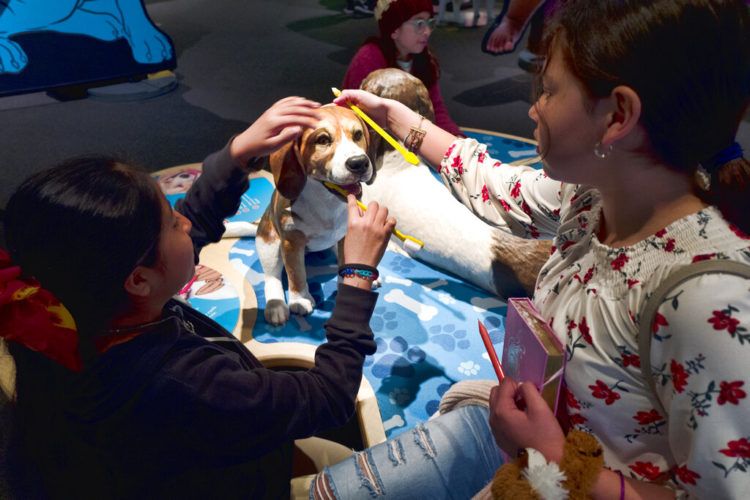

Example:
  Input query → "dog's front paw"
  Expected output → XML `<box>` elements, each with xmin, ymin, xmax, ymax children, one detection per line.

<box><xmin>288</xmin><ymin>291</ymin><xmax>315</xmax><ymax>316</ymax></box>
<box><xmin>264</xmin><ymin>299</ymin><xmax>290</xmax><ymax>326</ymax></box>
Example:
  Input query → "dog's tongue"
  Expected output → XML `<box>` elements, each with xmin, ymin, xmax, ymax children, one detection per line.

<box><xmin>341</xmin><ymin>183</ymin><xmax>362</xmax><ymax>198</ymax></box>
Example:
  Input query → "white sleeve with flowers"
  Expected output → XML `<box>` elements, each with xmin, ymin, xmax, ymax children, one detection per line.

<box><xmin>649</xmin><ymin>273</ymin><xmax>750</xmax><ymax>497</ymax></box>
<box><xmin>438</xmin><ymin>138</ymin><xmax>567</xmax><ymax>240</ymax></box>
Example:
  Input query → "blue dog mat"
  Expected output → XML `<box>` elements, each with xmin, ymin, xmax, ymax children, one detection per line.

<box><xmin>171</xmin><ymin>130</ymin><xmax>541</xmax><ymax>437</ymax></box>
<box><xmin>230</xmin><ymin>239</ymin><xmax>506</xmax><ymax>438</ymax></box>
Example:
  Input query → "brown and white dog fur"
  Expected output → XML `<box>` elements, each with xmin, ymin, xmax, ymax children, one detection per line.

<box><xmin>360</xmin><ymin>68</ymin><xmax>550</xmax><ymax>298</ymax></box>
<box><xmin>256</xmin><ymin>105</ymin><xmax>375</xmax><ymax>325</ymax></box>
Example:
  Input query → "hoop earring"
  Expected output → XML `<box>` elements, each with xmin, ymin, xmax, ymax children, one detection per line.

<box><xmin>593</xmin><ymin>142</ymin><xmax>613</xmax><ymax>159</ymax></box>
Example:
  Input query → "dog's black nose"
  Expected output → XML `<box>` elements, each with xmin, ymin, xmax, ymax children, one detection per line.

<box><xmin>345</xmin><ymin>155</ymin><xmax>370</xmax><ymax>173</ymax></box>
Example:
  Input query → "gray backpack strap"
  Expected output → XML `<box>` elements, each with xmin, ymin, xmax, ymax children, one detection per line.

<box><xmin>638</xmin><ymin>260</ymin><xmax>750</xmax><ymax>416</ymax></box>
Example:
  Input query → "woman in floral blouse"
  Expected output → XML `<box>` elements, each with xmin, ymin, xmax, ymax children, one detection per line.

<box><xmin>331</xmin><ymin>0</ymin><xmax>750</xmax><ymax>497</ymax></box>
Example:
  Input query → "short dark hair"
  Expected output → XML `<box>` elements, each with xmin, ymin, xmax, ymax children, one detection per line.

<box><xmin>540</xmin><ymin>0</ymin><xmax>750</xmax><ymax>231</ymax></box>
<box><xmin>4</xmin><ymin>156</ymin><xmax>164</xmax><ymax>352</ymax></box>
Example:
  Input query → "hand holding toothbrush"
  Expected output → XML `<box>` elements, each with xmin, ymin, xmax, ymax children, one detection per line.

<box><xmin>332</xmin><ymin>88</ymin><xmax>459</xmax><ymax>171</ymax></box>
<box><xmin>341</xmin><ymin>195</ymin><xmax>395</xmax><ymax>290</ymax></box>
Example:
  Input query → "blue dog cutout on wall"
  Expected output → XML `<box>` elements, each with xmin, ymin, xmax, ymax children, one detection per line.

<box><xmin>0</xmin><ymin>0</ymin><xmax>175</xmax><ymax>95</ymax></box>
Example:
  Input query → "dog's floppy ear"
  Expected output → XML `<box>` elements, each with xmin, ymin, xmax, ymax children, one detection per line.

<box><xmin>269</xmin><ymin>139</ymin><xmax>306</xmax><ymax>200</ymax></box>
<box><xmin>356</xmin><ymin>115</ymin><xmax>383</xmax><ymax>176</ymax></box>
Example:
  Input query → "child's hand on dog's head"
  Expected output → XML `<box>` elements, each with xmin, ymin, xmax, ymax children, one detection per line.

<box><xmin>230</xmin><ymin>96</ymin><xmax>322</xmax><ymax>168</ymax></box>
<box><xmin>343</xmin><ymin>194</ymin><xmax>396</xmax><ymax>271</ymax></box>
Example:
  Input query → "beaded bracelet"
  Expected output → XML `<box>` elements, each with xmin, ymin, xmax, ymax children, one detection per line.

<box><xmin>338</xmin><ymin>264</ymin><xmax>379</xmax><ymax>281</ymax></box>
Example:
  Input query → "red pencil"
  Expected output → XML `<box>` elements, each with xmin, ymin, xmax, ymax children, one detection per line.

<box><xmin>478</xmin><ymin>320</ymin><xmax>505</xmax><ymax>382</ymax></box>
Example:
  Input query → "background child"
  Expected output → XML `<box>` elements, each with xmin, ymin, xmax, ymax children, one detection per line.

<box><xmin>342</xmin><ymin>0</ymin><xmax>463</xmax><ymax>136</ymax></box>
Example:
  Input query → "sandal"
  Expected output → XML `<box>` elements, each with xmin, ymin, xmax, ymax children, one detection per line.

<box><xmin>480</xmin><ymin>0</ymin><xmax>547</xmax><ymax>56</ymax></box>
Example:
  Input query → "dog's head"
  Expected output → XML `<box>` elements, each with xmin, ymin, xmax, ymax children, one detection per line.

<box><xmin>361</xmin><ymin>68</ymin><xmax>435</xmax><ymax>122</ymax></box>
<box><xmin>269</xmin><ymin>105</ymin><xmax>376</xmax><ymax>201</ymax></box>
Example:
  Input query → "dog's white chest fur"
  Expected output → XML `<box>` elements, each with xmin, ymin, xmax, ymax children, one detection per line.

<box><xmin>288</xmin><ymin>181</ymin><xmax>348</xmax><ymax>252</ymax></box>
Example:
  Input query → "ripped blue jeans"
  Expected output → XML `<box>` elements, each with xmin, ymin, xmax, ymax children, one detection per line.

<box><xmin>309</xmin><ymin>405</ymin><xmax>503</xmax><ymax>499</ymax></box>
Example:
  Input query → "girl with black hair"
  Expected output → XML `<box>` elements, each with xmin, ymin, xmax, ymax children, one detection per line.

<box><xmin>0</xmin><ymin>96</ymin><xmax>396</xmax><ymax>499</ymax></box>
<box><xmin>342</xmin><ymin>0</ymin><xmax>463</xmax><ymax>136</ymax></box>
<box><xmin>327</xmin><ymin>0</ymin><xmax>750</xmax><ymax>497</ymax></box>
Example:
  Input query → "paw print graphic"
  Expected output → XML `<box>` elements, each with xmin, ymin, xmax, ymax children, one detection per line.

<box><xmin>369</xmin><ymin>336</ymin><xmax>426</xmax><ymax>379</ymax></box>
<box><xmin>437</xmin><ymin>292</ymin><xmax>456</xmax><ymax>306</ymax></box>
<box><xmin>483</xmin><ymin>315</ymin><xmax>504</xmax><ymax>344</ymax></box>
<box><xmin>457</xmin><ymin>360</ymin><xmax>480</xmax><ymax>376</ymax></box>
<box><xmin>371</xmin><ymin>306</ymin><xmax>398</xmax><ymax>334</ymax></box>
<box><xmin>425</xmin><ymin>382</ymin><xmax>453</xmax><ymax>417</ymax></box>
<box><xmin>389</xmin><ymin>255</ymin><xmax>416</xmax><ymax>275</ymax></box>
<box><xmin>428</xmin><ymin>323</ymin><xmax>470</xmax><ymax>352</ymax></box>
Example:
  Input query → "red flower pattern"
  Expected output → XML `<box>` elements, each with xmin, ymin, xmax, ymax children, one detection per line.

<box><xmin>521</xmin><ymin>201</ymin><xmax>532</xmax><ymax>216</ymax></box>
<box><xmin>566</xmin><ymin>389</ymin><xmax>581</xmax><ymax>410</ymax></box>
<box><xmin>568</xmin><ymin>413</ymin><xmax>588</xmax><ymax>425</ymax></box>
<box><xmin>729</xmin><ymin>223</ymin><xmax>749</xmax><ymax>240</ymax></box>
<box><xmin>655</xmin><ymin>228</ymin><xmax>667</xmax><ymax>238</ymax></box>
<box><xmin>720</xmin><ymin>438</ymin><xmax>750</xmax><ymax>458</ymax></box>
<box><xmin>499</xmin><ymin>199</ymin><xmax>511</xmax><ymax>212</ymax></box>
<box><xmin>451</xmin><ymin>155</ymin><xmax>463</xmax><ymax>175</ymax></box>
<box><xmin>629</xmin><ymin>461</ymin><xmax>663</xmax><ymax>481</ymax></box>
<box><xmin>589</xmin><ymin>380</ymin><xmax>621</xmax><ymax>405</ymax></box>
<box><xmin>477</xmin><ymin>151</ymin><xmax>486</xmax><ymax>163</ymax></box>
<box><xmin>579</xmin><ymin>317</ymin><xmax>592</xmax><ymax>344</ymax></box>
<box><xmin>633</xmin><ymin>409</ymin><xmax>663</xmax><ymax>425</ymax></box>
<box><xmin>627</xmin><ymin>278</ymin><xmax>639</xmax><ymax>289</ymax></box>
<box><xmin>717</xmin><ymin>381</ymin><xmax>746</xmax><ymax>406</ymax></box>
<box><xmin>481</xmin><ymin>185</ymin><xmax>489</xmax><ymax>202</ymax></box>
<box><xmin>611</xmin><ymin>253</ymin><xmax>629</xmax><ymax>271</ymax></box>
<box><xmin>510</xmin><ymin>181</ymin><xmax>521</xmax><ymax>198</ymax></box>
<box><xmin>708</xmin><ymin>309</ymin><xmax>740</xmax><ymax>334</ymax></box>
<box><xmin>651</xmin><ymin>312</ymin><xmax>668</xmax><ymax>334</ymax></box>
<box><xmin>664</xmin><ymin>238</ymin><xmax>676</xmax><ymax>252</ymax></box>
<box><xmin>621</xmin><ymin>353</ymin><xmax>640</xmax><ymax>368</ymax></box>
<box><xmin>674</xmin><ymin>465</ymin><xmax>701</xmax><ymax>485</ymax></box>
<box><xmin>560</xmin><ymin>240</ymin><xmax>575</xmax><ymax>252</ymax></box>
<box><xmin>670</xmin><ymin>360</ymin><xmax>689</xmax><ymax>393</ymax></box>
<box><xmin>692</xmin><ymin>253</ymin><xmax>716</xmax><ymax>263</ymax></box>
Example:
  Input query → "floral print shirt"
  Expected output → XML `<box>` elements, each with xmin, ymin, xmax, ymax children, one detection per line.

<box><xmin>440</xmin><ymin>138</ymin><xmax>750</xmax><ymax>498</ymax></box>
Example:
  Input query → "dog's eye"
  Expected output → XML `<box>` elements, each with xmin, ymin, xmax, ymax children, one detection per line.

<box><xmin>316</xmin><ymin>135</ymin><xmax>332</xmax><ymax>146</ymax></box>
<box><xmin>352</xmin><ymin>130</ymin><xmax>364</xmax><ymax>142</ymax></box>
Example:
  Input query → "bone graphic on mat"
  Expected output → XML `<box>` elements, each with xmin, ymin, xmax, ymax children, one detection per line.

<box><xmin>384</xmin><ymin>289</ymin><xmax>438</xmax><ymax>321</ymax></box>
<box><xmin>385</xmin><ymin>275</ymin><xmax>413</xmax><ymax>287</ymax></box>
<box><xmin>423</xmin><ymin>279</ymin><xmax>448</xmax><ymax>290</ymax></box>
<box><xmin>229</xmin><ymin>258</ymin><xmax>265</xmax><ymax>286</ymax></box>
<box><xmin>508</xmin><ymin>149</ymin><xmax>537</xmax><ymax>159</ymax></box>
<box><xmin>231</xmin><ymin>247</ymin><xmax>256</xmax><ymax>257</ymax></box>
<box><xmin>383</xmin><ymin>414</ymin><xmax>405</xmax><ymax>431</ymax></box>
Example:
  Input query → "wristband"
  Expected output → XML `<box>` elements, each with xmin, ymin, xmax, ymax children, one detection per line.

<box><xmin>404</xmin><ymin>115</ymin><xmax>426</xmax><ymax>153</ymax></box>
<box><xmin>338</xmin><ymin>264</ymin><xmax>379</xmax><ymax>281</ymax></box>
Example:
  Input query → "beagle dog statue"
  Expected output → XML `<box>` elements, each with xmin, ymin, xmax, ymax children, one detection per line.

<box><xmin>256</xmin><ymin>105</ymin><xmax>375</xmax><ymax>326</ymax></box>
<box><xmin>360</xmin><ymin>68</ymin><xmax>551</xmax><ymax>298</ymax></box>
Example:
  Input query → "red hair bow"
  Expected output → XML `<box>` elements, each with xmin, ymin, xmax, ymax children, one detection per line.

<box><xmin>0</xmin><ymin>249</ymin><xmax>82</xmax><ymax>372</ymax></box>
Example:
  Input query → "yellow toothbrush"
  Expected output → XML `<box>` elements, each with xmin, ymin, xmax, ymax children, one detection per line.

<box><xmin>331</xmin><ymin>87</ymin><xmax>420</xmax><ymax>165</ymax></box>
<box><xmin>323</xmin><ymin>181</ymin><xmax>424</xmax><ymax>252</ymax></box>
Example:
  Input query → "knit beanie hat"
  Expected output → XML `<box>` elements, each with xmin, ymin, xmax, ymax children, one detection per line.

<box><xmin>375</xmin><ymin>0</ymin><xmax>435</xmax><ymax>37</ymax></box>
